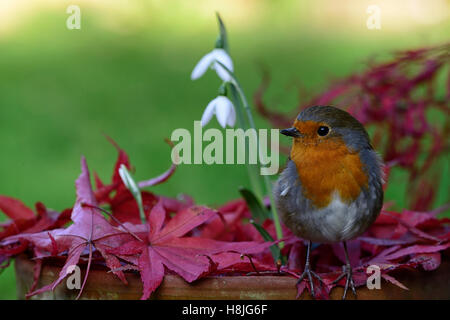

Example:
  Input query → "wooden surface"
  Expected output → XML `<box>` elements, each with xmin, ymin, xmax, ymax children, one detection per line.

<box><xmin>15</xmin><ymin>254</ymin><xmax>450</xmax><ymax>300</ymax></box>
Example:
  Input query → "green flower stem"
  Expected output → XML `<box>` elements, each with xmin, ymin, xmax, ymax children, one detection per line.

<box><xmin>229</xmin><ymin>84</ymin><xmax>264</xmax><ymax>202</ymax></box>
<box><xmin>119</xmin><ymin>165</ymin><xmax>146</xmax><ymax>224</ymax></box>
<box><xmin>263</xmin><ymin>174</ymin><xmax>284</xmax><ymax>248</ymax></box>
<box><xmin>219</xmin><ymin>62</ymin><xmax>284</xmax><ymax>244</ymax></box>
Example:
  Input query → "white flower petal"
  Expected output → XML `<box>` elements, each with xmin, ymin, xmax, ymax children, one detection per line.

<box><xmin>215</xmin><ymin>96</ymin><xmax>233</xmax><ymax>128</ymax></box>
<box><xmin>226</xmin><ymin>103</ymin><xmax>236</xmax><ymax>127</ymax></box>
<box><xmin>212</xmin><ymin>48</ymin><xmax>234</xmax><ymax>72</ymax></box>
<box><xmin>191</xmin><ymin>51</ymin><xmax>215</xmax><ymax>80</ymax></box>
<box><xmin>201</xmin><ymin>98</ymin><xmax>217</xmax><ymax>127</ymax></box>
<box><xmin>211</xmin><ymin>48</ymin><xmax>234</xmax><ymax>82</ymax></box>
<box><xmin>214</xmin><ymin>63</ymin><xmax>231</xmax><ymax>82</ymax></box>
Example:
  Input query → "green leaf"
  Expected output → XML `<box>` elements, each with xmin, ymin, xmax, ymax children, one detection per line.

<box><xmin>239</xmin><ymin>187</ymin><xmax>270</xmax><ymax>223</ymax></box>
<box><xmin>240</xmin><ymin>187</ymin><xmax>285</xmax><ymax>264</ymax></box>
<box><xmin>215</xmin><ymin>12</ymin><xmax>229</xmax><ymax>52</ymax></box>
<box><xmin>118</xmin><ymin>164</ymin><xmax>146</xmax><ymax>224</ymax></box>
<box><xmin>250</xmin><ymin>221</ymin><xmax>285</xmax><ymax>264</ymax></box>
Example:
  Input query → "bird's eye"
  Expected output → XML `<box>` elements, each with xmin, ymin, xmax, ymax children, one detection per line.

<box><xmin>317</xmin><ymin>126</ymin><xmax>330</xmax><ymax>136</ymax></box>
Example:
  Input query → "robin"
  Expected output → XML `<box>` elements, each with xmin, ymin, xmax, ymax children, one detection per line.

<box><xmin>274</xmin><ymin>105</ymin><xmax>384</xmax><ymax>299</ymax></box>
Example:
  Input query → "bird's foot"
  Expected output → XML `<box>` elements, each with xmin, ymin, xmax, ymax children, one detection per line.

<box><xmin>296</xmin><ymin>264</ymin><xmax>324</xmax><ymax>298</ymax></box>
<box><xmin>332</xmin><ymin>264</ymin><xmax>357</xmax><ymax>300</ymax></box>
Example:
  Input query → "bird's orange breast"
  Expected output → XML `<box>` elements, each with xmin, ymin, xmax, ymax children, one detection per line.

<box><xmin>290</xmin><ymin>129</ymin><xmax>368</xmax><ymax>209</ymax></box>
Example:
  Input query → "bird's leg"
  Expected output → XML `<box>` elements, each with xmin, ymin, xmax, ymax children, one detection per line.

<box><xmin>297</xmin><ymin>240</ymin><xmax>324</xmax><ymax>298</ymax></box>
<box><xmin>332</xmin><ymin>241</ymin><xmax>357</xmax><ymax>299</ymax></box>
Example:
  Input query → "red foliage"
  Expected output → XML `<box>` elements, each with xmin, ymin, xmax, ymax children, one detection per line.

<box><xmin>109</xmin><ymin>200</ymin><xmax>271</xmax><ymax>300</ymax></box>
<box><xmin>254</xmin><ymin>43</ymin><xmax>449</xmax><ymax>211</ymax></box>
<box><xmin>0</xmin><ymin>197</ymin><xmax>70</xmax><ymax>245</ymax></box>
<box><xmin>0</xmin><ymin>141</ymin><xmax>449</xmax><ymax>299</ymax></box>
<box><xmin>0</xmin><ymin>144</ymin><xmax>272</xmax><ymax>299</ymax></box>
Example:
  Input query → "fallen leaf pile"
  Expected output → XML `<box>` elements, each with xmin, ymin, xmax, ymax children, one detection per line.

<box><xmin>0</xmin><ymin>142</ymin><xmax>448</xmax><ymax>299</ymax></box>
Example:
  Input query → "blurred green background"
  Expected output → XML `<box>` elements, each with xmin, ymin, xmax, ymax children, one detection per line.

<box><xmin>0</xmin><ymin>0</ymin><xmax>449</xmax><ymax>299</ymax></box>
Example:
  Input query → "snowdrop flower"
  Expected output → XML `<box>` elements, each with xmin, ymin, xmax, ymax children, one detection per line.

<box><xmin>201</xmin><ymin>95</ymin><xmax>236</xmax><ymax>128</ymax></box>
<box><xmin>191</xmin><ymin>48</ymin><xmax>234</xmax><ymax>82</ymax></box>
<box><xmin>118</xmin><ymin>164</ymin><xmax>140</xmax><ymax>199</ymax></box>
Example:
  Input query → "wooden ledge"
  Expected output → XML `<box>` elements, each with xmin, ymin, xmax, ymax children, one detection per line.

<box><xmin>14</xmin><ymin>254</ymin><xmax>450</xmax><ymax>300</ymax></box>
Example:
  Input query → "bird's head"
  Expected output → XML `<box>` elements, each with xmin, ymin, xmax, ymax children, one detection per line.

<box><xmin>281</xmin><ymin>105</ymin><xmax>372</xmax><ymax>160</ymax></box>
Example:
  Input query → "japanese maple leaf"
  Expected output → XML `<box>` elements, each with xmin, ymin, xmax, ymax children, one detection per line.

<box><xmin>21</xmin><ymin>156</ymin><xmax>136</xmax><ymax>299</ymax></box>
<box><xmin>0</xmin><ymin>196</ymin><xmax>70</xmax><ymax>245</ymax></box>
<box><xmin>93</xmin><ymin>136</ymin><xmax>131</xmax><ymax>205</ymax></box>
<box><xmin>0</xmin><ymin>195</ymin><xmax>35</xmax><ymax>221</ymax></box>
<box><xmin>23</xmin><ymin>203</ymin><xmax>71</xmax><ymax>234</ymax></box>
<box><xmin>110</xmin><ymin>201</ymin><xmax>273</xmax><ymax>300</ymax></box>
<box><xmin>0</xmin><ymin>196</ymin><xmax>37</xmax><ymax>240</ymax></box>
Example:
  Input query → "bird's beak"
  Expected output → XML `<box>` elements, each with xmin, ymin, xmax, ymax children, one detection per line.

<box><xmin>280</xmin><ymin>127</ymin><xmax>302</xmax><ymax>138</ymax></box>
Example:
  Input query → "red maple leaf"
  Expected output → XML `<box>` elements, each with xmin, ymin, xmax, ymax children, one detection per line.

<box><xmin>0</xmin><ymin>195</ymin><xmax>35</xmax><ymax>221</ymax></box>
<box><xmin>0</xmin><ymin>196</ymin><xmax>38</xmax><ymax>241</ymax></box>
<box><xmin>4</xmin><ymin>157</ymin><xmax>137</xmax><ymax>299</ymax></box>
<box><xmin>109</xmin><ymin>200</ymin><xmax>272</xmax><ymax>300</ymax></box>
<box><xmin>0</xmin><ymin>196</ymin><xmax>71</xmax><ymax>252</ymax></box>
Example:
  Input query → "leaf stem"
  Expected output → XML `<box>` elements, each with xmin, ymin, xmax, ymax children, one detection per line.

<box><xmin>81</xmin><ymin>203</ymin><xmax>144</xmax><ymax>242</ymax></box>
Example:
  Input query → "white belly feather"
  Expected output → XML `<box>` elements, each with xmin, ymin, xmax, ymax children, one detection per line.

<box><xmin>285</xmin><ymin>192</ymin><xmax>368</xmax><ymax>243</ymax></box>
